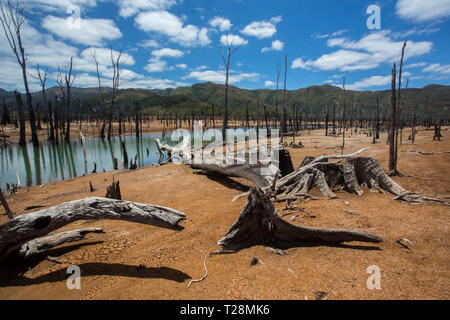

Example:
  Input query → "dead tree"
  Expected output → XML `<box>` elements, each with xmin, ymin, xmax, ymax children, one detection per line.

<box><xmin>91</xmin><ymin>50</ymin><xmax>105</xmax><ymax>139</ymax></box>
<box><xmin>221</xmin><ymin>36</ymin><xmax>240</xmax><ymax>141</ymax></box>
<box><xmin>275</xmin><ymin>58</ymin><xmax>281</xmax><ymax>129</ymax></box>
<box><xmin>0</xmin><ymin>197</ymin><xmax>186</xmax><ymax>261</ymax></box>
<box><xmin>14</xmin><ymin>91</ymin><xmax>26</xmax><ymax>145</ymax></box>
<box><xmin>56</xmin><ymin>57</ymin><xmax>75</xmax><ymax>142</ymax></box>
<box><xmin>388</xmin><ymin>63</ymin><xmax>397</xmax><ymax>173</ymax></box>
<box><xmin>107</xmin><ymin>47</ymin><xmax>122</xmax><ymax>139</ymax></box>
<box><xmin>36</xmin><ymin>66</ymin><xmax>47</xmax><ymax>132</ymax></box>
<box><xmin>0</xmin><ymin>0</ymin><xmax>38</xmax><ymax>147</ymax></box>
<box><xmin>1</xmin><ymin>99</ymin><xmax>11</xmax><ymax>125</ymax></box>
<box><xmin>280</xmin><ymin>54</ymin><xmax>288</xmax><ymax>141</ymax></box>
<box><xmin>341</xmin><ymin>76</ymin><xmax>346</xmax><ymax>154</ymax></box>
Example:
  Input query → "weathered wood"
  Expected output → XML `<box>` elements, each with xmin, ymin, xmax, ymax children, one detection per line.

<box><xmin>343</xmin><ymin>159</ymin><xmax>363</xmax><ymax>196</ymax></box>
<box><xmin>19</xmin><ymin>228</ymin><xmax>104</xmax><ymax>258</ymax></box>
<box><xmin>0</xmin><ymin>185</ymin><xmax>13</xmax><ymax>219</ymax></box>
<box><xmin>0</xmin><ymin>197</ymin><xmax>186</xmax><ymax>260</ymax></box>
<box><xmin>105</xmin><ymin>178</ymin><xmax>121</xmax><ymax>200</ymax></box>
<box><xmin>218</xmin><ymin>188</ymin><xmax>382</xmax><ymax>251</ymax></box>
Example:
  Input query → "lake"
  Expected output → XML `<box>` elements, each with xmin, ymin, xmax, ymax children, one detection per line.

<box><xmin>0</xmin><ymin>133</ymin><xmax>179</xmax><ymax>189</ymax></box>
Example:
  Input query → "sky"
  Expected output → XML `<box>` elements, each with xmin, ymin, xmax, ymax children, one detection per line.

<box><xmin>0</xmin><ymin>0</ymin><xmax>449</xmax><ymax>92</ymax></box>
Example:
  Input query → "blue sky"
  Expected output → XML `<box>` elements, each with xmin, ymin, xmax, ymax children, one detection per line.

<box><xmin>1</xmin><ymin>0</ymin><xmax>449</xmax><ymax>92</ymax></box>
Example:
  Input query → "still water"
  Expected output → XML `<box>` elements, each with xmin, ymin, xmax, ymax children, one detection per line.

<box><xmin>0</xmin><ymin>133</ymin><xmax>180</xmax><ymax>189</ymax></box>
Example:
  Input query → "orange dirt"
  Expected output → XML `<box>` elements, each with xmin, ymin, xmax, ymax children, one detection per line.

<box><xmin>0</xmin><ymin>127</ymin><xmax>449</xmax><ymax>300</ymax></box>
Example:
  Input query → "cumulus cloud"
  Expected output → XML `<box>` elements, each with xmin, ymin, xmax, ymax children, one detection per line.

<box><xmin>151</xmin><ymin>48</ymin><xmax>184</xmax><ymax>58</ymax></box>
<box><xmin>396</xmin><ymin>0</ymin><xmax>450</xmax><ymax>23</ymax></box>
<box><xmin>135</xmin><ymin>10</ymin><xmax>211</xmax><ymax>47</ymax></box>
<box><xmin>220</xmin><ymin>34</ymin><xmax>248</xmax><ymax>46</ymax></box>
<box><xmin>343</xmin><ymin>75</ymin><xmax>392</xmax><ymax>90</ymax></box>
<box><xmin>42</xmin><ymin>15</ymin><xmax>122</xmax><ymax>46</ymax></box>
<box><xmin>209</xmin><ymin>17</ymin><xmax>232</xmax><ymax>32</ymax></box>
<box><xmin>292</xmin><ymin>31</ymin><xmax>433</xmax><ymax>72</ymax></box>
<box><xmin>240</xmin><ymin>16</ymin><xmax>282</xmax><ymax>39</ymax></box>
<box><xmin>138</xmin><ymin>39</ymin><xmax>160</xmax><ymax>48</ymax></box>
<box><xmin>261</xmin><ymin>40</ymin><xmax>284</xmax><ymax>52</ymax></box>
<box><xmin>264</xmin><ymin>80</ymin><xmax>276</xmax><ymax>87</ymax></box>
<box><xmin>118</xmin><ymin>0</ymin><xmax>178</xmax><ymax>18</ymax></box>
<box><xmin>25</xmin><ymin>0</ymin><xmax>97</xmax><ymax>12</ymax></box>
<box><xmin>187</xmin><ymin>69</ymin><xmax>259</xmax><ymax>84</ymax></box>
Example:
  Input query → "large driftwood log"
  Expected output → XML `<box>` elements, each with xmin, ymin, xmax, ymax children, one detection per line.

<box><xmin>19</xmin><ymin>228</ymin><xmax>104</xmax><ymax>258</ymax></box>
<box><xmin>156</xmin><ymin>135</ymin><xmax>282</xmax><ymax>188</ymax></box>
<box><xmin>218</xmin><ymin>187</ymin><xmax>382</xmax><ymax>251</ymax></box>
<box><xmin>0</xmin><ymin>197</ymin><xmax>186</xmax><ymax>260</ymax></box>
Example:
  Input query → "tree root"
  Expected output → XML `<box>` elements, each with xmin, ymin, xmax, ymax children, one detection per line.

<box><xmin>217</xmin><ymin>187</ymin><xmax>382</xmax><ymax>252</ymax></box>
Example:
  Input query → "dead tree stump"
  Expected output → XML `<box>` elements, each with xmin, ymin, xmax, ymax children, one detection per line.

<box><xmin>105</xmin><ymin>179</ymin><xmax>121</xmax><ymax>200</ymax></box>
<box><xmin>279</xmin><ymin>149</ymin><xmax>294</xmax><ymax>177</ymax></box>
<box><xmin>218</xmin><ymin>187</ymin><xmax>382</xmax><ymax>251</ymax></box>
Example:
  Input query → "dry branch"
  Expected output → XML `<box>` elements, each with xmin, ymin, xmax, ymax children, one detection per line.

<box><xmin>19</xmin><ymin>228</ymin><xmax>104</xmax><ymax>258</ymax></box>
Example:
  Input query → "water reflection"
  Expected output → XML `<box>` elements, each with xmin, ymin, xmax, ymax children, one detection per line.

<box><xmin>0</xmin><ymin>133</ymin><xmax>174</xmax><ymax>189</ymax></box>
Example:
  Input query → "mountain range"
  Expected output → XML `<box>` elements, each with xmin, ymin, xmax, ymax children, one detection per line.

<box><xmin>1</xmin><ymin>82</ymin><xmax>449</xmax><ymax>119</ymax></box>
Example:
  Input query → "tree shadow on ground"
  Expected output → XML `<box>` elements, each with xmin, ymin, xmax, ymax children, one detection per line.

<box><xmin>0</xmin><ymin>241</ymin><xmax>191</xmax><ymax>287</ymax></box>
<box><xmin>0</xmin><ymin>261</ymin><xmax>191</xmax><ymax>287</ymax></box>
<box><xmin>195</xmin><ymin>171</ymin><xmax>250</xmax><ymax>192</ymax></box>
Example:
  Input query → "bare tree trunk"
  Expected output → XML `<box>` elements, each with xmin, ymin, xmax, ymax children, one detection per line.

<box><xmin>280</xmin><ymin>54</ymin><xmax>288</xmax><ymax>141</ymax></box>
<box><xmin>389</xmin><ymin>63</ymin><xmax>397</xmax><ymax>172</ymax></box>
<box><xmin>14</xmin><ymin>91</ymin><xmax>26</xmax><ymax>145</ymax></box>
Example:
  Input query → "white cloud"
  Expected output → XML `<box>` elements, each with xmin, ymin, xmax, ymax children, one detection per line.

<box><xmin>391</xmin><ymin>26</ymin><xmax>441</xmax><ymax>38</ymax></box>
<box><xmin>264</xmin><ymin>80</ymin><xmax>276</xmax><ymax>87</ymax></box>
<box><xmin>135</xmin><ymin>11</ymin><xmax>211</xmax><ymax>47</ymax></box>
<box><xmin>262</xmin><ymin>40</ymin><xmax>284</xmax><ymax>52</ymax></box>
<box><xmin>405</xmin><ymin>62</ymin><xmax>427</xmax><ymax>68</ymax></box>
<box><xmin>138</xmin><ymin>39</ymin><xmax>160</xmax><ymax>48</ymax></box>
<box><xmin>175</xmin><ymin>64</ymin><xmax>187</xmax><ymax>69</ymax></box>
<box><xmin>396</xmin><ymin>0</ymin><xmax>450</xmax><ymax>22</ymax></box>
<box><xmin>144</xmin><ymin>58</ymin><xmax>167</xmax><ymax>72</ymax></box>
<box><xmin>342</xmin><ymin>75</ymin><xmax>392</xmax><ymax>90</ymax></box>
<box><xmin>313</xmin><ymin>29</ymin><xmax>348</xmax><ymax>39</ymax></box>
<box><xmin>0</xmin><ymin>58</ymin><xmax>41</xmax><ymax>92</ymax></box>
<box><xmin>209</xmin><ymin>17</ymin><xmax>232</xmax><ymax>32</ymax></box>
<box><xmin>240</xmin><ymin>16</ymin><xmax>282</xmax><ymax>39</ymax></box>
<box><xmin>25</xmin><ymin>0</ymin><xmax>97</xmax><ymax>12</ymax></box>
<box><xmin>423</xmin><ymin>63</ymin><xmax>450</xmax><ymax>74</ymax></box>
<box><xmin>187</xmin><ymin>70</ymin><xmax>259</xmax><ymax>84</ymax></box>
<box><xmin>80</xmin><ymin>48</ymin><xmax>135</xmax><ymax>67</ymax></box>
<box><xmin>42</xmin><ymin>15</ymin><xmax>122</xmax><ymax>46</ymax></box>
<box><xmin>118</xmin><ymin>0</ymin><xmax>178</xmax><ymax>18</ymax></box>
<box><xmin>292</xmin><ymin>31</ymin><xmax>433</xmax><ymax>72</ymax></box>
<box><xmin>220</xmin><ymin>34</ymin><xmax>248</xmax><ymax>46</ymax></box>
<box><xmin>151</xmin><ymin>48</ymin><xmax>184</xmax><ymax>58</ymax></box>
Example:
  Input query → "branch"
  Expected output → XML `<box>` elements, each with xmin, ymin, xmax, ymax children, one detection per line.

<box><xmin>19</xmin><ymin>228</ymin><xmax>104</xmax><ymax>258</ymax></box>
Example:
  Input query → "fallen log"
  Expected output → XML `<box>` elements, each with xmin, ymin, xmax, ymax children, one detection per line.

<box><xmin>404</xmin><ymin>150</ymin><xmax>450</xmax><ymax>155</ymax></box>
<box><xmin>217</xmin><ymin>188</ymin><xmax>382</xmax><ymax>251</ymax></box>
<box><xmin>19</xmin><ymin>228</ymin><xmax>104</xmax><ymax>258</ymax></box>
<box><xmin>0</xmin><ymin>197</ymin><xmax>186</xmax><ymax>260</ymax></box>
